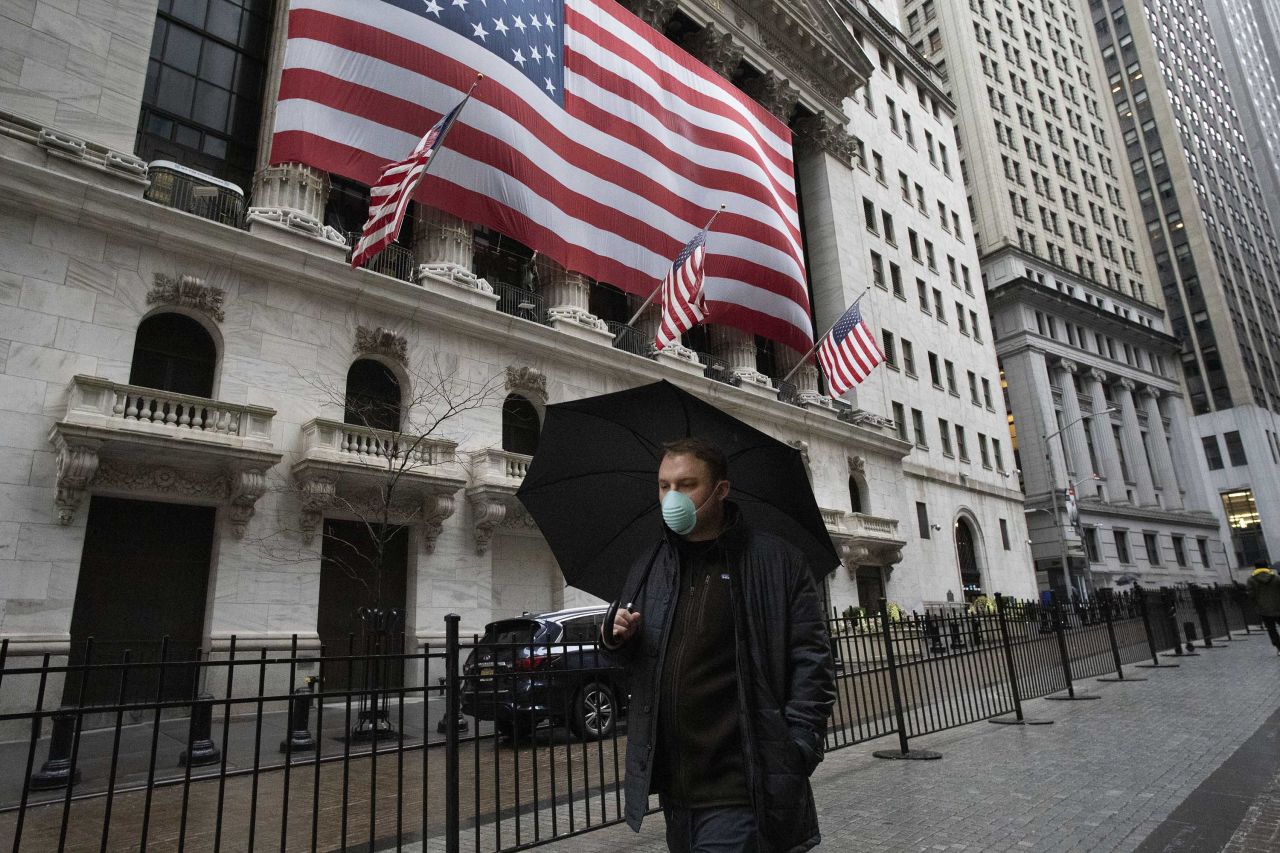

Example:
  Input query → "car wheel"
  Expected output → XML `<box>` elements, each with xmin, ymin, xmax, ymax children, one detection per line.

<box><xmin>571</xmin><ymin>681</ymin><xmax>616</xmax><ymax>740</ymax></box>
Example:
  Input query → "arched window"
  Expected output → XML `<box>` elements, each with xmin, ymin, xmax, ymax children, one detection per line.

<box><xmin>848</xmin><ymin>476</ymin><xmax>863</xmax><ymax>514</ymax></box>
<box><xmin>345</xmin><ymin>359</ymin><xmax>401</xmax><ymax>432</ymax></box>
<box><xmin>956</xmin><ymin>518</ymin><xmax>983</xmax><ymax>600</ymax></box>
<box><xmin>129</xmin><ymin>313</ymin><xmax>217</xmax><ymax>398</ymax></box>
<box><xmin>502</xmin><ymin>394</ymin><xmax>540</xmax><ymax>455</ymax></box>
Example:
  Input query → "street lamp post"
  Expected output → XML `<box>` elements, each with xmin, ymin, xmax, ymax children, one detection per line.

<box><xmin>1040</xmin><ymin>408</ymin><xmax>1118</xmax><ymax>597</ymax></box>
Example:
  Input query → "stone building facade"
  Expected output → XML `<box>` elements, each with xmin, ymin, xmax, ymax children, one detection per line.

<box><xmin>1092</xmin><ymin>0</ymin><xmax>1280</xmax><ymax>575</ymax></box>
<box><xmin>896</xmin><ymin>0</ymin><xmax>1230</xmax><ymax>594</ymax></box>
<box><xmin>0</xmin><ymin>0</ymin><xmax>1039</xmax><ymax>701</ymax></box>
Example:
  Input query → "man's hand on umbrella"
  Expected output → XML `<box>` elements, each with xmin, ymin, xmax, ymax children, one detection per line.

<box><xmin>611</xmin><ymin>608</ymin><xmax>641</xmax><ymax>645</ymax></box>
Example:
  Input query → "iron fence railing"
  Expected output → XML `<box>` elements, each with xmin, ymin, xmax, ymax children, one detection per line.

<box><xmin>345</xmin><ymin>231</ymin><xmax>416</xmax><ymax>282</ymax></box>
<box><xmin>143</xmin><ymin>161</ymin><xmax>245</xmax><ymax>228</ymax></box>
<box><xmin>491</xmin><ymin>281</ymin><xmax>548</xmax><ymax>325</ymax></box>
<box><xmin>0</xmin><ymin>584</ymin><xmax>1255</xmax><ymax>852</ymax></box>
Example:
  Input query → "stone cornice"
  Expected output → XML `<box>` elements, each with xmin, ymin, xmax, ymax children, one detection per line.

<box><xmin>1027</xmin><ymin>496</ymin><xmax>1221</xmax><ymax>530</ymax></box>
<box><xmin>987</xmin><ymin>277</ymin><xmax>1181</xmax><ymax>353</ymax></box>
<box><xmin>0</xmin><ymin>138</ymin><xmax>903</xmax><ymax>458</ymax></box>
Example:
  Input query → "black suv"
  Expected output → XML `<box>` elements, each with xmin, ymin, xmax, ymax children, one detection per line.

<box><xmin>461</xmin><ymin>606</ymin><xmax>629</xmax><ymax>741</ymax></box>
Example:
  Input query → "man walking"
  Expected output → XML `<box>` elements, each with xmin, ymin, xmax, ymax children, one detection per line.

<box><xmin>603</xmin><ymin>437</ymin><xmax>835</xmax><ymax>852</ymax></box>
<box><xmin>1246</xmin><ymin>560</ymin><xmax>1280</xmax><ymax>654</ymax></box>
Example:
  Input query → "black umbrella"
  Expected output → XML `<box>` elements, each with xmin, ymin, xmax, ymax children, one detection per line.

<box><xmin>515</xmin><ymin>380</ymin><xmax>840</xmax><ymax>602</ymax></box>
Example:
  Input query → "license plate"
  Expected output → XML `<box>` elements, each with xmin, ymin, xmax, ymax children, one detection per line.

<box><xmin>479</xmin><ymin>666</ymin><xmax>495</xmax><ymax>677</ymax></box>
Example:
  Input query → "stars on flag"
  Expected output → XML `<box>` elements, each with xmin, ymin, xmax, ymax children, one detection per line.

<box><xmin>416</xmin><ymin>0</ymin><xmax>563</xmax><ymax>103</ymax></box>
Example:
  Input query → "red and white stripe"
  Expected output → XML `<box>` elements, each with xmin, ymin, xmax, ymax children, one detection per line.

<box><xmin>269</xmin><ymin>0</ymin><xmax>814</xmax><ymax>354</ymax></box>
<box><xmin>350</xmin><ymin>118</ymin><xmax>446</xmax><ymax>269</ymax></box>
<box><xmin>654</xmin><ymin>236</ymin><xmax>706</xmax><ymax>351</ymax></box>
<box><xmin>817</xmin><ymin>314</ymin><xmax>884</xmax><ymax>398</ymax></box>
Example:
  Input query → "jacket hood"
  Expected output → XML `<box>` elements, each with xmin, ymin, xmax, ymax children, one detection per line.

<box><xmin>1252</xmin><ymin>567</ymin><xmax>1277</xmax><ymax>580</ymax></box>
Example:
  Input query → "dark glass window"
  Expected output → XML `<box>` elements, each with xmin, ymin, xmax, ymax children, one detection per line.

<box><xmin>849</xmin><ymin>477</ymin><xmax>863</xmax><ymax>514</ymax></box>
<box><xmin>916</xmin><ymin>501</ymin><xmax>930</xmax><ymax>539</ymax></box>
<box><xmin>138</xmin><ymin>0</ymin><xmax>273</xmax><ymax>189</ymax></box>
<box><xmin>1223</xmin><ymin>431</ymin><xmax>1248</xmax><ymax>467</ymax></box>
<box><xmin>345</xmin><ymin>360</ymin><xmax>401</xmax><ymax>432</ymax></box>
<box><xmin>129</xmin><ymin>313</ymin><xmax>217</xmax><ymax>398</ymax></box>
<box><xmin>999</xmin><ymin>518</ymin><xmax>1010</xmax><ymax>550</ymax></box>
<box><xmin>1114</xmin><ymin>530</ymin><xmax>1131</xmax><ymax>564</ymax></box>
<box><xmin>1201</xmin><ymin>435</ymin><xmax>1224</xmax><ymax>470</ymax></box>
<box><xmin>502</xmin><ymin>395</ymin><xmax>540</xmax><ymax>455</ymax></box>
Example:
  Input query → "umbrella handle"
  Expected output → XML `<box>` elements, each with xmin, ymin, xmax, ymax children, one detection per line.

<box><xmin>604</xmin><ymin>544</ymin><xmax>663</xmax><ymax>646</ymax></box>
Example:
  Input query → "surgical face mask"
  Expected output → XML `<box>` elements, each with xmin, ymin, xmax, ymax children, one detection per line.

<box><xmin>661</xmin><ymin>488</ymin><xmax>718</xmax><ymax>535</ymax></box>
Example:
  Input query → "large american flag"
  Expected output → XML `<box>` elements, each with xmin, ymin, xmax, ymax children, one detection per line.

<box><xmin>270</xmin><ymin>0</ymin><xmax>814</xmax><ymax>354</ymax></box>
<box><xmin>817</xmin><ymin>301</ymin><xmax>883</xmax><ymax>398</ymax></box>
<box><xmin>654</xmin><ymin>228</ymin><xmax>706</xmax><ymax>351</ymax></box>
<box><xmin>351</xmin><ymin>95</ymin><xmax>469</xmax><ymax>269</ymax></box>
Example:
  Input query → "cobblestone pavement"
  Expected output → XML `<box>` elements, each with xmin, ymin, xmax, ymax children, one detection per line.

<box><xmin>534</xmin><ymin>635</ymin><xmax>1280</xmax><ymax>853</ymax></box>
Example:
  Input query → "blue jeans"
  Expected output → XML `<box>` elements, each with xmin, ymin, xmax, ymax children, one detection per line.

<box><xmin>661</xmin><ymin>801</ymin><xmax>759</xmax><ymax>852</ymax></box>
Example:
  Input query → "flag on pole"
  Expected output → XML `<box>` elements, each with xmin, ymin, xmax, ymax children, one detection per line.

<box><xmin>654</xmin><ymin>229</ymin><xmax>707</xmax><ymax>351</ymax></box>
<box><xmin>270</xmin><ymin>0</ymin><xmax>815</xmax><ymax>354</ymax></box>
<box><xmin>350</xmin><ymin>95</ymin><xmax>470</xmax><ymax>270</ymax></box>
<box><xmin>817</xmin><ymin>301</ymin><xmax>884</xmax><ymax>398</ymax></box>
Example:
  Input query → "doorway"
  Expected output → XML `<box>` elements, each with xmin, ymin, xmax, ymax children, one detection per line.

<box><xmin>318</xmin><ymin>519</ymin><xmax>409</xmax><ymax>691</ymax></box>
<box><xmin>68</xmin><ymin>496</ymin><xmax>216</xmax><ymax>705</ymax></box>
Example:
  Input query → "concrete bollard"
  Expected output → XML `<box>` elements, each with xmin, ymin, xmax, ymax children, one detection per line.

<box><xmin>180</xmin><ymin>693</ymin><xmax>222</xmax><ymax>767</ymax></box>
<box><xmin>280</xmin><ymin>685</ymin><xmax>318</xmax><ymax>753</ymax></box>
<box><xmin>30</xmin><ymin>710</ymin><xmax>82</xmax><ymax>790</ymax></box>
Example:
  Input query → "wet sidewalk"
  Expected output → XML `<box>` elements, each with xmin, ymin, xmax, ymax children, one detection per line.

<box><xmin>534</xmin><ymin>632</ymin><xmax>1280</xmax><ymax>853</ymax></box>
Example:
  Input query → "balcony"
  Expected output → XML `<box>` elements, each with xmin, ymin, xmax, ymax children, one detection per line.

<box><xmin>345</xmin><ymin>231</ymin><xmax>415</xmax><ymax>282</ymax></box>
<box><xmin>465</xmin><ymin>448</ymin><xmax>537</xmax><ymax>555</ymax></box>
<box><xmin>144</xmin><ymin>161</ymin><xmax>245</xmax><ymax>228</ymax></box>
<box><xmin>821</xmin><ymin>508</ymin><xmax>906</xmax><ymax>568</ymax></box>
<box><xmin>291</xmin><ymin>419</ymin><xmax>465</xmax><ymax>546</ymax></box>
<box><xmin>48</xmin><ymin>376</ymin><xmax>281</xmax><ymax>536</ymax></box>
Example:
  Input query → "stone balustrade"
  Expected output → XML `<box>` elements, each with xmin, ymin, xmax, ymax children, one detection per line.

<box><xmin>65</xmin><ymin>375</ymin><xmax>274</xmax><ymax>443</ymax></box>
<box><xmin>299</xmin><ymin>419</ymin><xmax>457</xmax><ymax>470</ymax></box>
<box><xmin>49</xmin><ymin>376</ymin><xmax>281</xmax><ymax>535</ymax></box>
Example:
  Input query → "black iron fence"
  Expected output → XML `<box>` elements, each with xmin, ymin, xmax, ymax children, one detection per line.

<box><xmin>0</xmin><ymin>584</ymin><xmax>1256</xmax><ymax>852</ymax></box>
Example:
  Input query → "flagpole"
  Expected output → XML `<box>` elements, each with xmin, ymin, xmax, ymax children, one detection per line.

<box><xmin>354</xmin><ymin>73</ymin><xmax>484</xmax><ymax>269</ymax></box>
<box><xmin>612</xmin><ymin>205</ymin><xmax>726</xmax><ymax>345</ymax></box>
<box><xmin>778</xmin><ymin>285</ymin><xmax>872</xmax><ymax>386</ymax></box>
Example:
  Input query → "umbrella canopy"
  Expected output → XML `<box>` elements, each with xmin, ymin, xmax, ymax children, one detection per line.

<box><xmin>515</xmin><ymin>380</ymin><xmax>840</xmax><ymax>602</ymax></box>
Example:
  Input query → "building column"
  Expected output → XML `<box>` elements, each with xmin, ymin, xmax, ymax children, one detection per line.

<box><xmin>774</xmin><ymin>344</ymin><xmax>824</xmax><ymax>405</ymax></box>
<box><xmin>541</xmin><ymin>261</ymin><xmax>611</xmax><ymax>342</ymax></box>
<box><xmin>1140</xmin><ymin>387</ymin><xmax>1183</xmax><ymax>510</ymax></box>
<box><xmin>1160</xmin><ymin>392</ymin><xmax>1210</xmax><ymax>512</ymax></box>
<box><xmin>1054</xmin><ymin>360</ymin><xmax>1092</xmax><ymax>481</ymax></box>
<box><xmin>246</xmin><ymin>0</ymin><xmax>344</xmax><ymax>247</ymax></box>
<box><xmin>1114</xmin><ymin>379</ymin><xmax>1158</xmax><ymax>507</ymax></box>
<box><xmin>413</xmin><ymin>206</ymin><xmax>485</xmax><ymax>288</ymax></box>
<box><xmin>1085</xmin><ymin>369</ymin><xmax>1128</xmax><ymax>503</ymax></box>
<box><xmin>708</xmin><ymin>325</ymin><xmax>772</xmax><ymax>387</ymax></box>
<box><xmin>1003</xmin><ymin>350</ymin><xmax>1067</xmax><ymax>499</ymax></box>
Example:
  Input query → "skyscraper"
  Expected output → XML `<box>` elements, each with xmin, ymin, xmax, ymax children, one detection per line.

<box><xmin>898</xmin><ymin>0</ymin><xmax>1230</xmax><ymax>594</ymax></box>
<box><xmin>1204</xmin><ymin>0</ymin><xmax>1280</xmax><ymax>236</ymax></box>
<box><xmin>1091</xmin><ymin>0</ymin><xmax>1280</xmax><ymax>570</ymax></box>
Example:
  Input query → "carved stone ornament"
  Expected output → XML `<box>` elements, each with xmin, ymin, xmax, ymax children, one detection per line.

<box><xmin>757</xmin><ymin>30</ymin><xmax>844</xmax><ymax>106</ymax></box>
<box><xmin>52</xmin><ymin>436</ymin><xmax>101</xmax><ymax>525</ymax></box>
<box><xmin>682</xmin><ymin>23</ymin><xmax>745</xmax><ymax>78</ymax></box>
<box><xmin>741</xmin><ymin>70</ymin><xmax>799</xmax><ymax>122</ymax></box>
<box><xmin>93</xmin><ymin>460</ymin><xmax>230</xmax><ymax>500</ymax></box>
<box><xmin>298</xmin><ymin>474</ymin><xmax>337</xmax><ymax>543</ymax></box>
<box><xmin>227</xmin><ymin>464</ymin><xmax>270</xmax><ymax>538</ymax></box>
<box><xmin>1088</xmin><ymin>368</ymin><xmax>1110</xmax><ymax>385</ymax></box>
<box><xmin>147</xmin><ymin>274</ymin><xmax>225</xmax><ymax>322</ymax></box>
<box><xmin>420</xmin><ymin>492</ymin><xmax>457</xmax><ymax>553</ymax></box>
<box><xmin>847</xmin><ymin>455</ymin><xmax>866</xmax><ymax>475</ymax></box>
<box><xmin>471</xmin><ymin>494</ymin><xmax>507</xmax><ymax>556</ymax></box>
<box><xmin>506</xmin><ymin>365</ymin><xmax>548</xmax><ymax>405</ymax></box>
<box><xmin>355</xmin><ymin>325</ymin><xmax>408</xmax><ymax>366</ymax></box>
<box><xmin>621</xmin><ymin>0</ymin><xmax>678</xmax><ymax>30</ymax></box>
<box><xmin>1058</xmin><ymin>358</ymin><xmax>1079</xmax><ymax>375</ymax></box>
<box><xmin>793</xmin><ymin>112</ymin><xmax>856</xmax><ymax>164</ymax></box>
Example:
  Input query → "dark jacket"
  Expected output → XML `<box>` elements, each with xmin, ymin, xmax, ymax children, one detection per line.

<box><xmin>1247</xmin><ymin>568</ymin><xmax>1280</xmax><ymax>617</ymax></box>
<box><xmin>606</xmin><ymin>510</ymin><xmax>836</xmax><ymax>852</ymax></box>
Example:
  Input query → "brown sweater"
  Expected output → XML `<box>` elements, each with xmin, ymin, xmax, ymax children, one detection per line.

<box><xmin>652</xmin><ymin>535</ymin><xmax>750</xmax><ymax>808</ymax></box>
